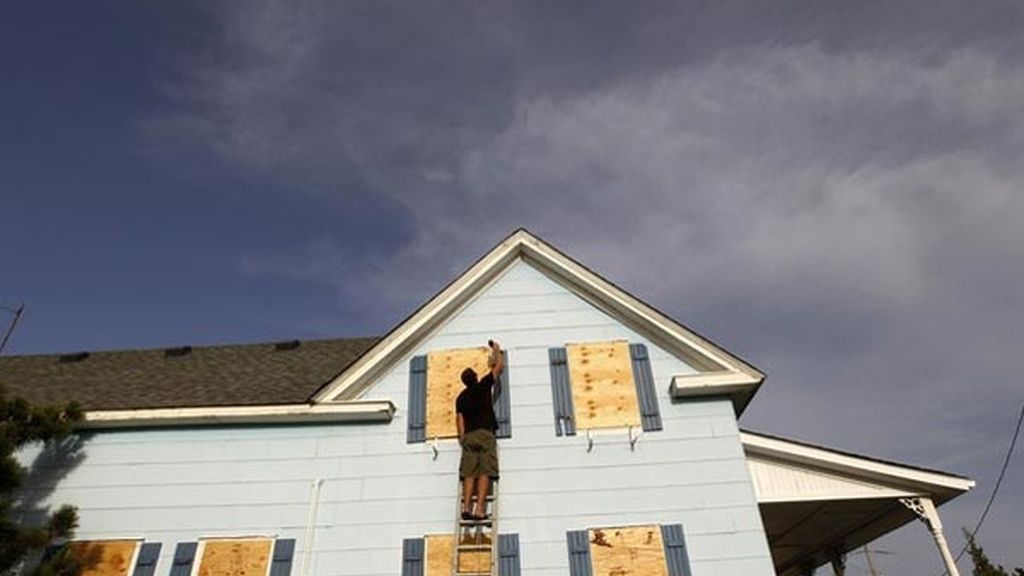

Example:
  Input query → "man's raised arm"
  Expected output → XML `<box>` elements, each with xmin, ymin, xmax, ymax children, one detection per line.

<box><xmin>488</xmin><ymin>340</ymin><xmax>504</xmax><ymax>379</ymax></box>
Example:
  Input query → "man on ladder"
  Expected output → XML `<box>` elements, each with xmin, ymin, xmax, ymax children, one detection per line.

<box><xmin>456</xmin><ymin>339</ymin><xmax>503</xmax><ymax>521</ymax></box>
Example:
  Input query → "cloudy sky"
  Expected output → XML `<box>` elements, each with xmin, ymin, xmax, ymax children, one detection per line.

<box><xmin>2</xmin><ymin>1</ymin><xmax>1022</xmax><ymax>572</ymax></box>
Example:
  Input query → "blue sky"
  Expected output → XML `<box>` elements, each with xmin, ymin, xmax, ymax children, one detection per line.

<box><xmin>2</xmin><ymin>3</ymin><xmax>416</xmax><ymax>349</ymax></box>
<box><xmin>2</xmin><ymin>2</ymin><xmax>1023</xmax><ymax>572</ymax></box>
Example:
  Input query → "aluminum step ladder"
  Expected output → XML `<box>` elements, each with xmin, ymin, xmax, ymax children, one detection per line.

<box><xmin>451</xmin><ymin>478</ymin><xmax>499</xmax><ymax>576</ymax></box>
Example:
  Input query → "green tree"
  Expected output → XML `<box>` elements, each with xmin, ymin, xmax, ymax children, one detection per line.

<box><xmin>1</xmin><ymin>383</ymin><xmax>82</xmax><ymax>576</ymax></box>
<box><xmin>964</xmin><ymin>530</ymin><xmax>1024</xmax><ymax>576</ymax></box>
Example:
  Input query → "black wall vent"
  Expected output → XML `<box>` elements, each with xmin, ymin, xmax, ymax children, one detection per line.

<box><xmin>164</xmin><ymin>346</ymin><xmax>193</xmax><ymax>358</ymax></box>
<box><xmin>274</xmin><ymin>339</ymin><xmax>301</xmax><ymax>351</ymax></box>
<box><xmin>59</xmin><ymin>351</ymin><xmax>90</xmax><ymax>363</ymax></box>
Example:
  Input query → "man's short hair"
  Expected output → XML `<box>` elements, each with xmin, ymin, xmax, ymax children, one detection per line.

<box><xmin>461</xmin><ymin>368</ymin><xmax>478</xmax><ymax>387</ymax></box>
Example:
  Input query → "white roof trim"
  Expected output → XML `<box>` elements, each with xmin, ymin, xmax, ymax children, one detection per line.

<box><xmin>748</xmin><ymin>454</ymin><xmax>920</xmax><ymax>503</ymax></box>
<box><xmin>314</xmin><ymin>229</ymin><xmax>764</xmax><ymax>404</ymax></box>
<box><xmin>670</xmin><ymin>371</ymin><xmax>762</xmax><ymax>414</ymax></box>
<box><xmin>741</xmin><ymin>431</ymin><xmax>975</xmax><ymax>498</ymax></box>
<box><xmin>79</xmin><ymin>400</ymin><xmax>395</xmax><ymax>429</ymax></box>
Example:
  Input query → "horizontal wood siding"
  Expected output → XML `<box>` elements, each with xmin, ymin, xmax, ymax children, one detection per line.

<box><xmin>18</xmin><ymin>260</ymin><xmax>772</xmax><ymax>576</ymax></box>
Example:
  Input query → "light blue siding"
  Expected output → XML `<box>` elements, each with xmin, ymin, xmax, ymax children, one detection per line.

<box><xmin>18</xmin><ymin>260</ymin><xmax>773</xmax><ymax>576</ymax></box>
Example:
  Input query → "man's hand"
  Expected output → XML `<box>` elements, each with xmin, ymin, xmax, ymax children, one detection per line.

<box><xmin>488</xmin><ymin>339</ymin><xmax>503</xmax><ymax>378</ymax></box>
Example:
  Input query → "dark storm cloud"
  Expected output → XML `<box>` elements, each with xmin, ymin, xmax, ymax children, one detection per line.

<box><xmin>156</xmin><ymin>1</ymin><xmax>1024</xmax><ymax>572</ymax></box>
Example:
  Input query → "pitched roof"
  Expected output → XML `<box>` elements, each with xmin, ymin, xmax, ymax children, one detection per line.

<box><xmin>742</xmin><ymin>429</ymin><xmax>974</xmax><ymax>483</ymax></box>
<box><xmin>0</xmin><ymin>337</ymin><xmax>378</xmax><ymax>411</ymax></box>
<box><xmin>2</xmin><ymin>228</ymin><xmax>763</xmax><ymax>415</ymax></box>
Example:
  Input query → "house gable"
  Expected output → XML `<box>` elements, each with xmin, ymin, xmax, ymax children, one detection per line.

<box><xmin>344</xmin><ymin>258</ymin><xmax>706</xmax><ymax>408</ymax></box>
<box><xmin>316</xmin><ymin>229</ymin><xmax>764</xmax><ymax>414</ymax></box>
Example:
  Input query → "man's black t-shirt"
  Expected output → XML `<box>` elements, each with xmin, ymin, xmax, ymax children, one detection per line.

<box><xmin>456</xmin><ymin>372</ymin><xmax>498</xmax><ymax>433</ymax></box>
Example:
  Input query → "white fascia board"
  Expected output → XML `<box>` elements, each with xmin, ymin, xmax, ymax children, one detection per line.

<box><xmin>669</xmin><ymin>372</ymin><xmax>763</xmax><ymax>414</ymax></box>
<box><xmin>741</xmin><ymin>431</ymin><xmax>975</xmax><ymax>494</ymax></box>
<box><xmin>754</xmin><ymin>487</ymin><xmax>919</xmax><ymax>504</ymax></box>
<box><xmin>80</xmin><ymin>400</ymin><xmax>395</xmax><ymax>430</ymax></box>
<box><xmin>315</xmin><ymin>229</ymin><xmax>765</xmax><ymax>404</ymax></box>
<box><xmin>516</xmin><ymin>235</ymin><xmax>763</xmax><ymax>378</ymax></box>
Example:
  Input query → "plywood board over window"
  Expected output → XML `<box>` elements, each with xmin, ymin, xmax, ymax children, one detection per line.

<box><xmin>567</xmin><ymin>340</ymin><xmax>641</xmax><ymax>431</ymax></box>
<box><xmin>426</xmin><ymin>347</ymin><xmax>492</xmax><ymax>439</ymax></box>
<box><xmin>588</xmin><ymin>525</ymin><xmax>668</xmax><ymax>576</ymax></box>
<box><xmin>67</xmin><ymin>540</ymin><xmax>139</xmax><ymax>576</ymax></box>
<box><xmin>425</xmin><ymin>534</ymin><xmax>491</xmax><ymax>575</ymax></box>
<box><xmin>197</xmin><ymin>539</ymin><xmax>272</xmax><ymax>576</ymax></box>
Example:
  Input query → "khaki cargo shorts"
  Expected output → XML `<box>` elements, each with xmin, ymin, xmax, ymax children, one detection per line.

<box><xmin>460</xmin><ymin>429</ymin><xmax>499</xmax><ymax>478</ymax></box>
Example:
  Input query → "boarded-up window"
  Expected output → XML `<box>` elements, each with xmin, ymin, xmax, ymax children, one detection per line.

<box><xmin>567</xmin><ymin>341</ymin><xmax>642</xmax><ymax>431</ymax></box>
<box><xmin>197</xmin><ymin>539</ymin><xmax>272</xmax><ymax>576</ymax></box>
<box><xmin>66</xmin><ymin>540</ymin><xmax>140</xmax><ymax>576</ymax></box>
<box><xmin>424</xmin><ymin>534</ymin><xmax>491</xmax><ymax>576</ymax></box>
<box><xmin>426</xmin><ymin>347</ymin><xmax>493</xmax><ymax>439</ymax></box>
<box><xmin>588</xmin><ymin>525</ymin><xmax>668</xmax><ymax>576</ymax></box>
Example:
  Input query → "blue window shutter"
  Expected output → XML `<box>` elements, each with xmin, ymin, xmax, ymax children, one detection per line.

<box><xmin>269</xmin><ymin>539</ymin><xmax>296</xmax><ymax>576</ymax></box>
<box><xmin>132</xmin><ymin>543</ymin><xmax>162</xmax><ymax>576</ymax></box>
<box><xmin>549</xmin><ymin>347</ymin><xmax>576</xmax><ymax>436</ymax></box>
<box><xmin>630</xmin><ymin>343</ymin><xmax>663</xmax><ymax>432</ymax></box>
<box><xmin>169</xmin><ymin>543</ymin><xmax>197</xmax><ymax>576</ymax></box>
<box><xmin>498</xmin><ymin>534</ymin><xmax>520</xmax><ymax>576</ymax></box>
<box><xmin>494</xmin><ymin>350</ymin><xmax>512</xmax><ymax>438</ymax></box>
<box><xmin>661</xmin><ymin>524</ymin><xmax>692</xmax><ymax>576</ymax></box>
<box><xmin>407</xmin><ymin>355</ymin><xmax>428</xmax><ymax>443</ymax></box>
<box><xmin>566</xmin><ymin>530</ymin><xmax>592</xmax><ymax>576</ymax></box>
<box><xmin>401</xmin><ymin>538</ymin><xmax>424</xmax><ymax>576</ymax></box>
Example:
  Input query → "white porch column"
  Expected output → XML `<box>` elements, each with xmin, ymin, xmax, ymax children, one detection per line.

<box><xmin>900</xmin><ymin>497</ymin><xmax>961</xmax><ymax>576</ymax></box>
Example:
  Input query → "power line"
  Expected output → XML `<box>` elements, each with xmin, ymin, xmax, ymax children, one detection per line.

<box><xmin>863</xmin><ymin>543</ymin><xmax>881</xmax><ymax>576</ymax></box>
<box><xmin>939</xmin><ymin>403</ymin><xmax>1024</xmax><ymax>575</ymax></box>
<box><xmin>0</xmin><ymin>303</ymin><xmax>24</xmax><ymax>355</ymax></box>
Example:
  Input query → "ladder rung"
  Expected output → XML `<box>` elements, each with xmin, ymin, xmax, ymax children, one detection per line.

<box><xmin>457</xmin><ymin>544</ymin><xmax>491</xmax><ymax>551</ymax></box>
<box><xmin>458</xmin><ymin>518</ymin><xmax>493</xmax><ymax>526</ymax></box>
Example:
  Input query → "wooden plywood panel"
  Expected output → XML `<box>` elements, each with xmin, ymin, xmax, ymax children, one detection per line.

<box><xmin>588</xmin><ymin>525</ymin><xmax>668</xmax><ymax>576</ymax></box>
<box><xmin>567</xmin><ymin>341</ymin><xmax>641</xmax><ymax>430</ymax></box>
<box><xmin>67</xmin><ymin>540</ymin><xmax>138</xmax><ymax>576</ymax></box>
<box><xmin>198</xmin><ymin>539</ymin><xmax>272</xmax><ymax>576</ymax></box>
<box><xmin>426</xmin><ymin>347</ymin><xmax>491</xmax><ymax>439</ymax></box>
<box><xmin>425</xmin><ymin>534</ymin><xmax>491</xmax><ymax>575</ymax></box>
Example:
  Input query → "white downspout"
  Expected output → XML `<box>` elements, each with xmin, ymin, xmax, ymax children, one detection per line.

<box><xmin>299</xmin><ymin>478</ymin><xmax>325</xmax><ymax>576</ymax></box>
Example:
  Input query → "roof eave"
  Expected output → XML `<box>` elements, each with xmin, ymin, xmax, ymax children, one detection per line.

<box><xmin>669</xmin><ymin>372</ymin><xmax>764</xmax><ymax>416</ymax></box>
<box><xmin>79</xmin><ymin>400</ymin><xmax>396</xmax><ymax>430</ymax></box>
<box><xmin>741</xmin><ymin>431</ymin><xmax>975</xmax><ymax>496</ymax></box>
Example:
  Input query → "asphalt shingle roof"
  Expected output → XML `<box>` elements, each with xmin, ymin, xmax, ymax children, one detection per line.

<box><xmin>0</xmin><ymin>337</ymin><xmax>379</xmax><ymax>410</ymax></box>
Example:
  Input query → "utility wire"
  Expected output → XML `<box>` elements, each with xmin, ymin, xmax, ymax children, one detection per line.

<box><xmin>863</xmin><ymin>543</ymin><xmax>881</xmax><ymax>576</ymax></box>
<box><xmin>939</xmin><ymin>403</ymin><xmax>1024</xmax><ymax>575</ymax></box>
<box><xmin>0</xmin><ymin>303</ymin><xmax>24</xmax><ymax>355</ymax></box>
